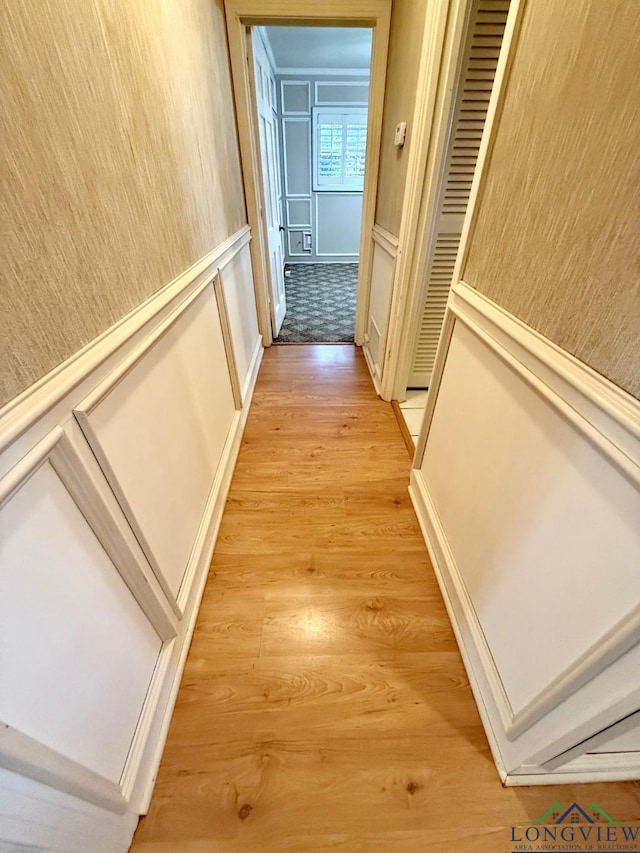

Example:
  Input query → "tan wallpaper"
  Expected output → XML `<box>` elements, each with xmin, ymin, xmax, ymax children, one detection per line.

<box><xmin>1</xmin><ymin>0</ymin><xmax>247</xmax><ymax>408</ymax></box>
<box><xmin>374</xmin><ymin>0</ymin><xmax>428</xmax><ymax>237</ymax></box>
<box><xmin>463</xmin><ymin>0</ymin><xmax>640</xmax><ymax>399</ymax></box>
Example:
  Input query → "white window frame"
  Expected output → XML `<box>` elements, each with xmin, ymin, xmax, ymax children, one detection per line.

<box><xmin>312</xmin><ymin>107</ymin><xmax>368</xmax><ymax>192</ymax></box>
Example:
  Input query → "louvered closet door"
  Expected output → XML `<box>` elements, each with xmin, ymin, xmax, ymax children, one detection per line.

<box><xmin>409</xmin><ymin>0</ymin><xmax>509</xmax><ymax>388</ymax></box>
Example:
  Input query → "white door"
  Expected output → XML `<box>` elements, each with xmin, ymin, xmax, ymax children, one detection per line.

<box><xmin>253</xmin><ymin>32</ymin><xmax>286</xmax><ymax>336</ymax></box>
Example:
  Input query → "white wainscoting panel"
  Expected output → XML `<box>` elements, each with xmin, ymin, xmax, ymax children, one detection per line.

<box><xmin>422</xmin><ymin>320</ymin><xmax>640</xmax><ymax>717</ymax></box>
<box><xmin>363</xmin><ymin>225</ymin><xmax>398</xmax><ymax>385</ymax></box>
<box><xmin>75</xmin><ymin>284</ymin><xmax>236</xmax><ymax>604</ymax></box>
<box><xmin>0</xmin><ymin>459</ymin><xmax>160</xmax><ymax>784</ymax></box>
<box><xmin>410</xmin><ymin>282</ymin><xmax>640</xmax><ymax>783</ymax></box>
<box><xmin>217</xmin><ymin>242</ymin><xmax>261</xmax><ymax>402</ymax></box>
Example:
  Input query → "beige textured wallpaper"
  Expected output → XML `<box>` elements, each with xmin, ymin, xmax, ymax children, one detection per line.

<box><xmin>374</xmin><ymin>0</ymin><xmax>428</xmax><ymax>237</ymax></box>
<box><xmin>463</xmin><ymin>0</ymin><xmax>640</xmax><ymax>399</ymax></box>
<box><xmin>1</xmin><ymin>0</ymin><xmax>247</xmax><ymax>407</ymax></box>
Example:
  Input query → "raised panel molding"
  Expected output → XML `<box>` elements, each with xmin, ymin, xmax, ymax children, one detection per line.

<box><xmin>315</xmin><ymin>193</ymin><xmax>363</xmax><ymax>257</ymax></box>
<box><xmin>286</xmin><ymin>198</ymin><xmax>312</xmax><ymax>228</ymax></box>
<box><xmin>410</xmin><ymin>281</ymin><xmax>640</xmax><ymax>784</ymax></box>
<box><xmin>0</xmin><ymin>426</ymin><xmax>164</xmax><ymax>809</ymax></box>
<box><xmin>280</xmin><ymin>80</ymin><xmax>311</xmax><ymax>114</ymax></box>
<box><xmin>282</xmin><ymin>117</ymin><xmax>311</xmax><ymax>197</ymax></box>
<box><xmin>314</xmin><ymin>80</ymin><xmax>369</xmax><ymax>106</ymax></box>
<box><xmin>74</xmin><ymin>281</ymin><xmax>237</xmax><ymax>609</ymax></box>
<box><xmin>216</xmin><ymin>241</ymin><xmax>262</xmax><ymax>406</ymax></box>
<box><xmin>362</xmin><ymin>226</ymin><xmax>398</xmax><ymax>389</ymax></box>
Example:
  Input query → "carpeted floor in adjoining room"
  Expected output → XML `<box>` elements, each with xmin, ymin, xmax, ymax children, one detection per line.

<box><xmin>274</xmin><ymin>263</ymin><xmax>358</xmax><ymax>343</ymax></box>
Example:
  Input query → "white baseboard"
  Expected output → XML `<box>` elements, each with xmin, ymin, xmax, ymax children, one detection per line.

<box><xmin>362</xmin><ymin>339</ymin><xmax>381</xmax><ymax>396</ymax></box>
<box><xmin>409</xmin><ymin>468</ymin><xmax>508</xmax><ymax>785</ymax></box>
<box><xmin>504</xmin><ymin>758</ymin><xmax>640</xmax><ymax>786</ymax></box>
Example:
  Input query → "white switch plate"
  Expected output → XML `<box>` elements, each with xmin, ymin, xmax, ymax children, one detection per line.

<box><xmin>394</xmin><ymin>121</ymin><xmax>407</xmax><ymax>147</ymax></box>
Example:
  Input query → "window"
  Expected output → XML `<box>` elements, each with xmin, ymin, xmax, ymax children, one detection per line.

<box><xmin>313</xmin><ymin>108</ymin><xmax>368</xmax><ymax>191</ymax></box>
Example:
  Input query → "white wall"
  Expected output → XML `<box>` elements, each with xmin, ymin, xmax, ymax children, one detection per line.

<box><xmin>278</xmin><ymin>75</ymin><xmax>369</xmax><ymax>263</ymax></box>
<box><xmin>0</xmin><ymin>229</ymin><xmax>262</xmax><ymax>851</ymax></box>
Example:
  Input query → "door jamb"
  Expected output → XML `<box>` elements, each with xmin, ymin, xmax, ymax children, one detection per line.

<box><xmin>224</xmin><ymin>0</ymin><xmax>392</xmax><ymax>348</ymax></box>
<box><xmin>377</xmin><ymin>0</ymin><xmax>471</xmax><ymax>401</ymax></box>
<box><xmin>381</xmin><ymin>0</ymin><xmax>523</xmax><ymax>402</ymax></box>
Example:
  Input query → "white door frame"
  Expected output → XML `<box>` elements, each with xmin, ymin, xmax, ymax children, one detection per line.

<box><xmin>374</xmin><ymin>0</ymin><xmax>472</xmax><ymax>401</ymax></box>
<box><xmin>379</xmin><ymin>0</ymin><xmax>521</xmax><ymax>402</ymax></box>
<box><xmin>224</xmin><ymin>0</ymin><xmax>392</xmax><ymax>347</ymax></box>
<box><xmin>413</xmin><ymin>0</ymin><xmax>524</xmax><ymax>465</ymax></box>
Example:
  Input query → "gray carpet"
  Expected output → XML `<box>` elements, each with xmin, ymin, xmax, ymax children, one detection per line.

<box><xmin>274</xmin><ymin>263</ymin><xmax>358</xmax><ymax>343</ymax></box>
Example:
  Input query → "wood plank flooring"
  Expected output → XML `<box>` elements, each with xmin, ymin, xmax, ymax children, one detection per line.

<box><xmin>131</xmin><ymin>344</ymin><xmax>640</xmax><ymax>852</ymax></box>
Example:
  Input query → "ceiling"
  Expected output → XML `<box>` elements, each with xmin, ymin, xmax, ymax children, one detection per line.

<box><xmin>262</xmin><ymin>27</ymin><xmax>372</xmax><ymax>72</ymax></box>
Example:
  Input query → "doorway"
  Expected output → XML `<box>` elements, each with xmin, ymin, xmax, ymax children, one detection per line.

<box><xmin>396</xmin><ymin>0</ymin><xmax>510</xmax><ymax>444</ymax></box>
<box><xmin>253</xmin><ymin>26</ymin><xmax>373</xmax><ymax>343</ymax></box>
<box><xmin>224</xmin><ymin>0</ymin><xmax>391</xmax><ymax>350</ymax></box>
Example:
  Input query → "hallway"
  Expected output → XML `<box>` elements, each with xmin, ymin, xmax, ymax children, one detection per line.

<box><xmin>131</xmin><ymin>345</ymin><xmax>639</xmax><ymax>852</ymax></box>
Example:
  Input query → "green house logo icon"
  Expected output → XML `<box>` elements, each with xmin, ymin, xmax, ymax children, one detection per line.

<box><xmin>520</xmin><ymin>802</ymin><xmax>629</xmax><ymax>826</ymax></box>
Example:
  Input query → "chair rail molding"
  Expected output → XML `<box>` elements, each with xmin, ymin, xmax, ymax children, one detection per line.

<box><xmin>0</xmin><ymin>226</ymin><xmax>251</xmax><ymax>462</ymax></box>
<box><xmin>371</xmin><ymin>223</ymin><xmax>399</xmax><ymax>257</ymax></box>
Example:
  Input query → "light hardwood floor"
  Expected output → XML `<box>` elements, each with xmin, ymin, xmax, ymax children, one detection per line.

<box><xmin>131</xmin><ymin>344</ymin><xmax>640</xmax><ymax>852</ymax></box>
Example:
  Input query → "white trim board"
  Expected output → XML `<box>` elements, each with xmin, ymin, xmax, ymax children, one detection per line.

<box><xmin>410</xmin><ymin>464</ymin><xmax>640</xmax><ymax>785</ymax></box>
<box><xmin>440</xmin><ymin>286</ymin><xmax>640</xmax><ymax>740</ymax></box>
<box><xmin>408</xmin><ymin>466</ymin><xmax>508</xmax><ymax>784</ymax></box>
<box><xmin>362</xmin><ymin>225</ymin><xmax>398</xmax><ymax>390</ymax></box>
<box><xmin>0</xmin><ymin>427</ymin><xmax>168</xmax><ymax>813</ymax></box>
<box><xmin>0</xmin><ymin>338</ymin><xmax>263</xmax><ymax>844</ymax></box>
<box><xmin>0</xmin><ymin>767</ymin><xmax>138</xmax><ymax>853</ymax></box>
